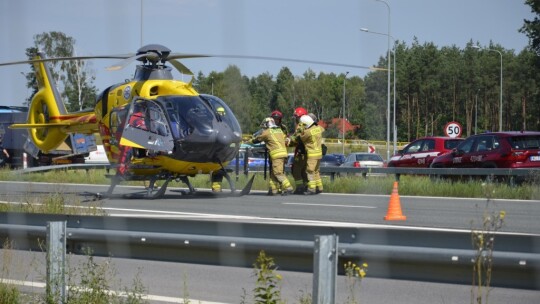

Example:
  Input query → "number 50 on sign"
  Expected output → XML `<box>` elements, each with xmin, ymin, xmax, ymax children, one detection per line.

<box><xmin>444</xmin><ymin>121</ymin><xmax>462</xmax><ymax>138</ymax></box>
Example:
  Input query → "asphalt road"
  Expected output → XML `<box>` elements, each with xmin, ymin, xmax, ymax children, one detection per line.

<box><xmin>1</xmin><ymin>181</ymin><xmax>538</xmax><ymax>234</ymax></box>
<box><xmin>0</xmin><ymin>181</ymin><xmax>539</xmax><ymax>303</ymax></box>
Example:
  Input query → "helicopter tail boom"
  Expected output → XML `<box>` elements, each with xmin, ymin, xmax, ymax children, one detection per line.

<box><xmin>11</xmin><ymin>52</ymin><xmax>97</xmax><ymax>152</ymax></box>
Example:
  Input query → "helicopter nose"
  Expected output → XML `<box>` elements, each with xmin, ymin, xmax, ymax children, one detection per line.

<box><xmin>216</xmin><ymin>131</ymin><xmax>234</xmax><ymax>146</ymax></box>
<box><xmin>215</xmin><ymin>125</ymin><xmax>240</xmax><ymax>146</ymax></box>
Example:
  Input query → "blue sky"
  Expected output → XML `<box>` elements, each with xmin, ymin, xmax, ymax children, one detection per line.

<box><xmin>0</xmin><ymin>0</ymin><xmax>534</xmax><ymax>107</ymax></box>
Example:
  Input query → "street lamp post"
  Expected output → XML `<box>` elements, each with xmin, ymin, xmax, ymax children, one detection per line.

<box><xmin>475</xmin><ymin>92</ymin><xmax>478</xmax><ymax>135</ymax></box>
<box><xmin>360</xmin><ymin>27</ymin><xmax>397</xmax><ymax>156</ymax></box>
<box><xmin>375</xmin><ymin>0</ymin><xmax>391</xmax><ymax>161</ymax></box>
<box><xmin>342</xmin><ymin>71</ymin><xmax>349</xmax><ymax>155</ymax></box>
<box><xmin>392</xmin><ymin>42</ymin><xmax>397</xmax><ymax>154</ymax></box>
<box><xmin>473</xmin><ymin>46</ymin><xmax>503</xmax><ymax>132</ymax></box>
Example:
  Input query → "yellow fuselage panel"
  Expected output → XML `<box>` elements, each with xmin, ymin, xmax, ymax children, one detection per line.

<box><xmin>96</xmin><ymin>79</ymin><xmax>198</xmax><ymax>122</ymax></box>
<box><xmin>129</xmin><ymin>155</ymin><xmax>225</xmax><ymax>176</ymax></box>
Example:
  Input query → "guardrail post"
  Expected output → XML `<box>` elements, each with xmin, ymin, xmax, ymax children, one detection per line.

<box><xmin>313</xmin><ymin>234</ymin><xmax>338</xmax><ymax>304</ymax></box>
<box><xmin>47</xmin><ymin>221</ymin><xmax>66</xmax><ymax>304</ymax></box>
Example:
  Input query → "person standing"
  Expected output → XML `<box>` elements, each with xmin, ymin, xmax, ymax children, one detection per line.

<box><xmin>265</xmin><ymin>110</ymin><xmax>288</xmax><ymax>194</ymax></box>
<box><xmin>249</xmin><ymin>117</ymin><xmax>293</xmax><ymax>196</ymax></box>
<box><xmin>0</xmin><ymin>139</ymin><xmax>9</xmax><ymax>168</ymax></box>
<box><xmin>270</xmin><ymin>110</ymin><xmax>288</xmax><ymax>135</ymax></box>
<box><xmin>298</xmin><ymin>114</ymin><xmax>325</xmax><ymax>195</ymax></box>
<box><xmin>287</xmin><ymin>107</ymin><xmax>308</xmax><ymax>194</ymax></box>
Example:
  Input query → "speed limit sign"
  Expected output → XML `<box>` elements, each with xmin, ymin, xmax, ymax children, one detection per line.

<box><xmin>444</xmin><ymin>121</ymin><xmax>463</xmax><ymax>138</ymax></box>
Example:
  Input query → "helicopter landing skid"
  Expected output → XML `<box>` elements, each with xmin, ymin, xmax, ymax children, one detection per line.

<box><xmin>146</xmin><ymin>176</ymin><xmax>172</xmax><ymax>199</ymax></box>
<box><xmin>223</xmin><ymin>170</ymin><xmax>236</xmax><ymax>194</ymax></box>
<box><xmin>238</xmin><ymin>175</ymin><xmax>255</xmax><ymax>196</ymax></box>
<box><xmin>176</xmin><ymin>176</ymin><xmax>196</xmax><ymax>195</ymax></box>
<box><xmin>104</xmin><ymin>174</ymin><xmax>172</xmax><ymax>199</ymax></box>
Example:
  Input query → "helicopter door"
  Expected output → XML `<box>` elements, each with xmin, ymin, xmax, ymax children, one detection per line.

<box><xmin>120</xmin><ymin>99</ymin><xmax>174</xmax><ymax>152</ymax></box>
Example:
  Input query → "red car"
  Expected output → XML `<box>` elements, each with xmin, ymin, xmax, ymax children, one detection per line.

<box><xmin>430</xmin><ymin>131</ymin><xmax>540</xmax><ymax>169</ymax></box>
<box><xmin>388</xmin><ymin>136</ymin><xmax>464</xmax><ymax>167</ymax></box>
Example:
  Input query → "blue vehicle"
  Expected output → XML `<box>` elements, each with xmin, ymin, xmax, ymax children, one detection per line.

<box><xmin>0</xmin><ymin>106</ymin><xmax>97</xmax><ymax>168</ymax></box>
<box><xmin>227</xmin><ymin>143</ymin><xmax>269</xmax><ymax>171</ymax></box>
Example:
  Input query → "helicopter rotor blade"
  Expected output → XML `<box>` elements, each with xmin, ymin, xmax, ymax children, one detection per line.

<box><xmin>169</xmin><ymin>59</ymin><xmax>194</xmax><ymax>76</ymax></box>
<box><xmin>169</xmin><ymin>53</ymin><xmax>373</xmax><ymax>70</ymax></box>
<box><xmin>106</xmin><ymin>53</ymin><xmax>151</xmax><ymax>71</ymax></box>
<box><xmin>0</xmin><ymin>55</ymin><xmax>133</xmax><ymax>67</ymax></box>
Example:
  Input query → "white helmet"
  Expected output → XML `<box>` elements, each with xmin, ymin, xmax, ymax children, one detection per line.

<box><xmin>261</xmin><ymin>117</ymin><xmax>277</xmax><ymax>128</ymax></box>
<box><xmin>299</xmin><ymin>114</ymin><xmax>314</xmax><ymax>128</ymax></box>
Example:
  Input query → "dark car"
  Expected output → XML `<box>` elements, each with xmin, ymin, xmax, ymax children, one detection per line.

<box><xmin>430</xmin><ymin>131</ymin><xmax>540</xmax><ymax>169</ymax></box>
<box><xmin>320</xmin><ymin>153</ymin><xmax>345</xmax><ymax>167</ymax></box>
<box><xmin>286</xmin><ymin>153</ymin><xmax>343</xmax><ymax>174</ymax></box>
<box><xmin>388</xmin><ymin>136</ymin><xmax>464</xmax><ymax>168</ymax></box>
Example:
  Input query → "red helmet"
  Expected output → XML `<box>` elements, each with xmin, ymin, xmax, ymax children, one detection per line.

<box><xmin>293</xmin><ymin>107</ymin><xmax>308</xmax><ymax>117</ymax></box>
<box><xmin>270</xmin><ymin>110</ymin><xmax>283</xmax><ymax>119</ymax></box>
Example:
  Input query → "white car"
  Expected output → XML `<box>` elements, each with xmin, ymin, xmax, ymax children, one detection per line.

<box><xmin>340</xmin><ymin>152</ymin><xmax>385</xmax><ymax>176</ymax></box>
<box><xmin>84</xmin><ymin>145</ymin><xmax>109</xmax><ymax>164</ymax></box>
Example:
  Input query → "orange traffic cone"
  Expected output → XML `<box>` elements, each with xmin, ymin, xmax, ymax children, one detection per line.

<box><xmin>384</xmin><ymin>181</ymin><xmax>407</xmax><ymax>221</ymax></box>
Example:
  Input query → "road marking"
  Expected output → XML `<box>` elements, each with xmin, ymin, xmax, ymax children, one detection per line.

<box><xmin>1</xmin><ymin>278</ymin><xmax>227</xmax><ymax>304</ymax></box>
<box><xmin>282</xmin><ymin>202</ymin><xmax>376</xmax><ymax>209</ymax></box>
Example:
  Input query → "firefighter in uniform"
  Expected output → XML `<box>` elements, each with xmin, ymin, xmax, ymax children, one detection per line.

<box><xmin>249</xmin><ymin>117</ymin><xmax>293</xmax><ymax>196</ymax></box>
<box><xmin>265</xmin><ymin>110</ymin><xmax>288</xmax><ymax>194</ymax></box>
<box><xmin>287</xmin><ymin>107</ymin><xmax>309</xmax><ymax>194</ymax></box>
<box><xmin>298</xmin><ymin>114</ymin><xmax>325</xmax><ymax>195</ymax></box>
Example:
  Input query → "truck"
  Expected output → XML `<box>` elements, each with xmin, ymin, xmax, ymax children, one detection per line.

<box><xmin>0</xmin><ymin>105</ymin><xmax>97</xmax><ymax>168</ymax></box>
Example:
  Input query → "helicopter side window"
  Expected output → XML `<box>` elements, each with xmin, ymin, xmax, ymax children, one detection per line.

<box><xmin>148</xmin><ymin>106</ymin><xmax>169</xmax><ymax>136</ymax></box>
<box><xmin>129</xmin><ymin>102</ymin><xmax>149</xmax><ymax>130</ymax></box>
<box><xmin>109</xmin><ymin>106</ymin><xmax>128</xmax><ymax>145</ymax></box>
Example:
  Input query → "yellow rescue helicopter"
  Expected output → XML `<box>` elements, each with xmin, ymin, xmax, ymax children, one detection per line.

<box><xmin>3</xmin><ymin>44</ymin><xmax>251</xmax><ymax>198</ymax></box>
<box><xmin>1</xmin><ymin>44</ymin><xmax>370</xmax><ymax>199</ymax></box>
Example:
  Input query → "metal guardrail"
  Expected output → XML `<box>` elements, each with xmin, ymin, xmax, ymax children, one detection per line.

<box><xmin>0</xmin><ymin>213</ymin><xmax>538</xmax><ymax>289</ymax></box>
<box><xmin>15</xmin><ymin>162</ymin><xmax>540</xmax><ymax>182</ymax></box>
<box><xmin>236</xmin><ymin>166</ymin><xmax>540</xmax><ymax>182</ymax></box>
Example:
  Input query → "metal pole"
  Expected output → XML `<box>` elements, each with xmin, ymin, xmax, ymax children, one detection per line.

<box><xmin>313</xmin><ymin>234</ymin><xmax>338</xmax><ymax>304</ymax></box>
<box><xmin>475</xmin><ymin>93</ymin><xmax>478</xmax><ymax>135</ymax></box>
<box><xmin>377</xmin><ymin>0</ymin><xmax>391</xmax><ymax>161</ymax></box>
<box><xmin>498</xmin><ymin>50</ymin><xmax>503</xmax><ymax>132</ymax></box>
<box><xmin>360</xmin><ymin>22</ymin><xmax>396</xmax><ymax>158</ymax></box>
<box><xmin>392</xmin><ymin>42</ymin><xmax>397</xmax><ymax>154</ymax></box>
<box><xmin>342</xmin><ymin>71</ymin><xmax>349</xmax><ymax>155</ymax></box>
<box><xmin>140</xmin><ymin>0</ymin><xmax>143</xmax><ymax>47</ymax></box>
<box><xmin>475</xmin><ymin>89</ymin><xmax>480</xmax><ymax>135</ymax></box>
<box><xmin>47</xmin><ymin>221</ymin><xmax>66</xmax><ymax>304</ymax></box>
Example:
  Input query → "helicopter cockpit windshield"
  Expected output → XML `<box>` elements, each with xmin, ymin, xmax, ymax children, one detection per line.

<box><xmin>157</xmin><ymin>95</ymin><xmax>242</xmax><ymax>142</ymax></box>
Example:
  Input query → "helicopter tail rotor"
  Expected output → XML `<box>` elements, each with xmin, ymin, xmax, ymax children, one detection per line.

<box><xmin>9</xmin><ymin>52</ymin><xmax>98</xmax><ymax>152</ymax></box>
<box><xmin>27</xmin><ymin>52</ymin><xmax>70</xmax><ymax>151</ymax></box>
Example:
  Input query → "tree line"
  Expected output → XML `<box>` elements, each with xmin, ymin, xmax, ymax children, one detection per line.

<box><xmin>193</xmin><ymin>39</ymin><xmax>539</xmax><ymax>141</ymax></box>
<box><xmin>23</xmin><ymin>0</ymin><xmax>540</xmax><ymax>143</ymax></box>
